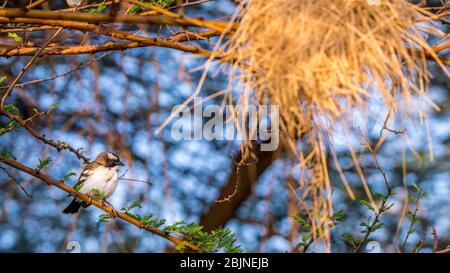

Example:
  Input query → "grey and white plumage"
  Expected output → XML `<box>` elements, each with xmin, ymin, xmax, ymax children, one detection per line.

<box><xmin>62</xmin><ymin>152</ymin><xmax>124</xmax><ymax>214</ymax></box>
<box><xmin>66</xmin><ymin>0</ymin><xmax>83</xmax><ymax>7</ymax></box>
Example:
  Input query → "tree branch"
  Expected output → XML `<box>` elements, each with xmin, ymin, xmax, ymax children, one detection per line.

<box><xmin>0</xmin><ymin>30</ymin><xmax>222</xmax><ymax>57</ymax></box>
<box><xmin>0</xmin><ymin>8</ymin><xmax>233</xmax><ymax>31</ymax></box>
<box><xmin>0</xmin><ymin>155</ymin><xmax>200</xmax><ymax>252</ymax></box>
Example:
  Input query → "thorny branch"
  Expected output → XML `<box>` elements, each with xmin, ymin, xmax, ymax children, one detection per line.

<box><xmin>353</xmin><ymin>138</ymin><xmax>394</xmax><ymax>253</ymax></box>
<box><xmin>0</xmin><ymin>155</ymin><xmax>200</xmax><ymax>252</ymax></box>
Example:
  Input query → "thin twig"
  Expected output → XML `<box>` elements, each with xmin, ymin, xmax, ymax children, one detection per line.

<box><xmin>401</xmin><ymin>189</ymin><xmax>421</xmax><ymax>252</ymax></box>
<box><xmin>0</xmin><ymin>52</ymin><xmax>110</xmax><ymax>89</ymax></box>
<box><xmin>354</xmin><ymin>137</ymin><xmax>393</xmax><ymax>253</ymax></box>
<box><xmin>0</xmin><ymin>165</ymin><xmax>33</xmax><ymax>198</ymax></box>
<box><xmin>1</xmin><ymin>28</ymin><xmax>63</xmax><ymax>109</ymax></box>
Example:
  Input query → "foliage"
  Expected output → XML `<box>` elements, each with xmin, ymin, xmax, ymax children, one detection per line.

<box><xmin>63</xmin><ymin>172</ymin><xmax>77</xmax><ymax>180</ymax></box>
<box><xmin>4</xmin><ymin>104</ymin><xmax>21</xmax><ymax>116</ymax></box>
<box><xmin>47</xmin><ymin>102</ymin><xmax>59</xmax><ymax>113</ymax></box>
<box><xmin>35</xmin><ymin>157</ymin><xmax>52</xmax><ymax>172</ymax></box>
<box><xmin>0</xmin><ymin>151</ymin><xmax>16</xmax><ymax>160</ymax></box>
<box><xmin>97</xmin><ymin>201</ymin><xmax>242</xmax><ymax>253</ymax></box>
<box><xmin>0</xmin><ymin>76</ymin><xmax>6</xmax><ymax>84</ymax></box>
<box><xmin>88</xmin><ymin>3</ymin><xmax>107</xmax><ymax>14</ymax></box>
<box><xmin>292</xmin><ymin>210</ymin><xmax>346</xmax><ymax>251</ymax></box>
<box><xmin>7</xmin><ymin>32</ymin><xmax>22</xmax><ymax>43</ymax></box>
<box><xmin>91</xmin><ymin>188</ymin><xmax>106</xmax><ymax>200</ymax></box>
<box><xmin>164</xmin><ymin>221</ymin><xmax>241</xmax><ymax>253</ymax></box>
<box><xmin>129</xmin><ymin>0</ymin><xmax>176</xmax><ymax>14</ymax></box>
<box><xmin>73</xmin><ymin>182</ymin><xmax>83</xmax><ymax>191</ymax></box>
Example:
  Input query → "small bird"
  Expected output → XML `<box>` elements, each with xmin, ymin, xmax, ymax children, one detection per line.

<box><xmin>66</xmin><ymin>0</ymin><xmax>84</xmax><ymax>7</ymax></box>
<box><xmin>62</xmin><ymin>152</ymin><xmax>124</xmax><ymax>214</ymax></box>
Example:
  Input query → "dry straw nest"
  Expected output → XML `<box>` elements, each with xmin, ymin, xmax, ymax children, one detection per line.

<box><xmin>226</xmin><ymin>0</ymin><xmax>447</xmax><ymax>248</ymax></box>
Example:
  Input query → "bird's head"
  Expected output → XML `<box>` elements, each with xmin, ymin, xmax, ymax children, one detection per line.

<box><xmin>94</xmin><ymin>152</ymin><xmax>125</xmax><ymax>167</ymax></box>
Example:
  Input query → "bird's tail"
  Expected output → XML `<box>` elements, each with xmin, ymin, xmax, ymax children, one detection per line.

<box><xmin>62</xmin><ymin>199</ymin><xmax>83</xmax><ymax>214</ymax></box>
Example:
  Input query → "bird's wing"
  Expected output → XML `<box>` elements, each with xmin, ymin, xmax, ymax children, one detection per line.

<box><xmin>72</xmin><ymin>162</ymin><xmax>98</xmax><ymax>191</ymax></box>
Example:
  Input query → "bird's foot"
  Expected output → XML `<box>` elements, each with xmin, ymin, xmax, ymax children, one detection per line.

<box><xmin>102</xmin><ymin>199</ymin><xmax>117</xmax><ymax>218</ymax></box>
<box><xmin>109</xmin><ymin>206</ymin><xmax>118</xmax><ymax>218</ymax></box>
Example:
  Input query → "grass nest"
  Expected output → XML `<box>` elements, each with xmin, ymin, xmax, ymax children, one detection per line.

<box><xmin>226</xmin><ymin>0</ymin><xmax>447</xmax><ymax>250</ymax></box>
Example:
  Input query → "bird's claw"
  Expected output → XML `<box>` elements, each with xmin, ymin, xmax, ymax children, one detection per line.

<box><xmin>102</xmin><ymin>199</ymin><xmax>117</xmax><ymax>218</ymax></box>
<box><xmin>108</xmin><ymin>206</ymin><xmax>118</xmax><ymax>218</ymax></box>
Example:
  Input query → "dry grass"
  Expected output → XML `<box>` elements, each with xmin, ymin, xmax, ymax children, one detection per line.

<box><xmin>226</xmin><ymin>0</ymin><xmax>446</xmax><ymax>250</ymax></box>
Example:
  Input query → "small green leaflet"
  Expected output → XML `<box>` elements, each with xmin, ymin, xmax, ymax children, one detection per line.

<box><xmin>73</xmin><ymin>183</ymin><xmax>83</xmax><ymax>191</ymax></box>
<box><xmin>98</xmin><ymin>213</ymin><xmax>113</xmax><ymax>223</ymax></box>
<box><xmin>7</xmin><ymin>32</ymin><xmax>22</xmax><ymax>43</ymax></box>
<box><xmin>48</xmin><ymin>101</ymin><xmax>59</xmax><ymax>113</ymax></box>
<box><xmin>89</xmin><ymin>3</ymin><xmax>106</xmax><ymax>13</ymax></box>
<box><xmin>63</xmin><ymin>172</ymin><xmax>77</xmax><ymax>180</ymax></box>
<box><xmin>411</xmin><ymin>183</ymin><xmax>420</xmax><ymax>193</ymax></box>
<box><xmin>121</xmin><ymin>200</ymin><xmax>142</xmax><ymax>212</ymax></box>
<box><xmin>36</xmin><ymin>157</ymin><xmax>52</xmax><ymax>172</ymax></box>
<box><xmin>91</xmin><ymin>188</ymin><xmax>106</xmax><ymax>199</ymax></box>
<box><xmin>4</xmin><ymin>104</ymin><xmax>21</xmax><ymax>116</ymax></box>
<box><xmin>1</xmin><ymin>152</ymin><xmax>16</xmax><ymax>160</ymax></box>
<box><xmin>360</xmin><ymin>200</ymin><xmax>374</xmax><ymax>211</ymax></box>
<box><xmin>343</xmin><ymin>233</ymin><xmax>360</xmax><ymax>249</ymax></box>
<box><xmin>292</xmin><ymin>215</ymin><xmax>309</xmax><ymax>229</ymax></box>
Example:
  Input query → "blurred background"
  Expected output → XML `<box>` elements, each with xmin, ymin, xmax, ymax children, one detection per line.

<box><xmin>0</xmin><ymin>0</ymin><xmax>449</xmax><ymax>252</ymax></box>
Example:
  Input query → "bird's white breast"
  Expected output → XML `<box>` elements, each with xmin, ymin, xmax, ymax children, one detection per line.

<box><xmin>79</xmin><ymin>166</ymin><xmax>119</xmax><ymax>199</ymax></box>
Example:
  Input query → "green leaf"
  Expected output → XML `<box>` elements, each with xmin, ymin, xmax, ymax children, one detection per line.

<box><xmin>360</xmin><ymin>200</ymin><xmax>374</xmax><ymax>211</ymax></box>
<box><xmin>302</xmin><ymin>231</ymin><xmax>312</xmax><ymax>242</ymax></box>
<box><xmin>373</xmin><ymin>192</ymin><xmax>384</xmax><ymax>201</ymax></box>
<box><xmin>371</xmin><ymin>222</ymin><xmax>384</xmax><ymax>232</ymax></box>
<box><xmin>343</xmin><ymin>233</ymin><xmax>360</xmax><ymax>249</ymax></box>
<box><xmin>73</xmin><ymin>183</ymin><xmax>83</xmax><ymax>191</ymax></box>
<box><xmin>48</xmin><ymin>101</ymin><xmax>59</xmax><ymax>113</ymax></box>
<box><xmin>175</xmin><ymin>242</ymin><xmax>187</xmax><ymax>252</ymax></box>
<box><xmin>98</xmin><ymin>213</ymin><xmax>113</xmax><ymax>223</ymax></box>
<box><xmin>0</xmin><ymin>121</ymin><xmax>16</xmax><ymax>136</ymax></box>
<box><xmin>292</xmin><ymin>215</ymin><xmax>310</xmax><ymax>229</ymax></box>
<box><xmin>4</xmin><ymin>104</ymin><xmax>21</xmax><ymax>116</ymax></box>
<box><xmin>163</xmin><ymin>221</ymin><xmax>241</xmax><ymax>253</ymax></box>
<box><xmin>0</xmin><ymin>76</ymin><xmax>7</xmax><ymax>84</ymax></box>
<box><xmin>35</xmin><ymin>157</ymin><xmax>52</xmax><ymax>172</ymax></box>
<box><xmin>91</xmin><ymin>188</ymin><xmax>106</xmax><ymax>199</ymax></box>
<box><xmin>127</xmin><ymin>200</ymin><xmax>142</xmax><ymax>211</ymax></box>
<box><xmin>411</xmin><ymin>183</ymin><xmax>420</xmax><ymax>193</ymax></box>
<box><xmin>63</xmin><ymin>172</ymin><xmax>77</xmax><ymax>180</ymax></box>
<box><xmin>129</xmin><ymin>0</ymin><xmax>176</xmax><ymax>14</ymax></box>
<box><xmin>89</xmin><ymin>3</ymin><xmax>107</xmax><ymax>13</ymax></box>
<box><xmin>7</xmin><ymin>32</ymin><xmax>22</xmax><ymax>43</ymax></box>
<box><xmin>332</xmin><ymin>209</ymin><xmax>346</xmax><ymax>223</ymax></box>
<box><xmin>1</xmin><ymin>151</ymin><xmax>16</xmax><ymax>160</ymax></box>
<box><xmin>381</xmin><ymin>203</ymin><xmax>394</xmax><ymax>213</ymax></box>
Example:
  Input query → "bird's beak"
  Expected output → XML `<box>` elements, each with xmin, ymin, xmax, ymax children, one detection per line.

<box><xmin>118</xmin><ymin>161</ymin><xmax>125</xmax><ymax>166</ymax></box>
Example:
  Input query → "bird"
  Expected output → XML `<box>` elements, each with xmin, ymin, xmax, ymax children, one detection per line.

<box><xmin>66</xmin><ymin>0</ymin><xmax>84</xmax><ymax>7</ymax></box>
<box><xmin>62</xmin><ymin>151</ymin><xmax>124</xmax><ymax>215</ymax></box>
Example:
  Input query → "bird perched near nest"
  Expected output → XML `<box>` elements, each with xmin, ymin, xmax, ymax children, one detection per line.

<box><xmin>62</xmin><ymin>152</ymin><xmax>124</xmax><ymax>215</ymax></box>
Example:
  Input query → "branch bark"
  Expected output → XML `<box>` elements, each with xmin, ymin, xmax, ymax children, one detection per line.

<box><xmin>0</xmin><ymin>8</ymin><xmax>233</xmax><ymax>31</ymax></box>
